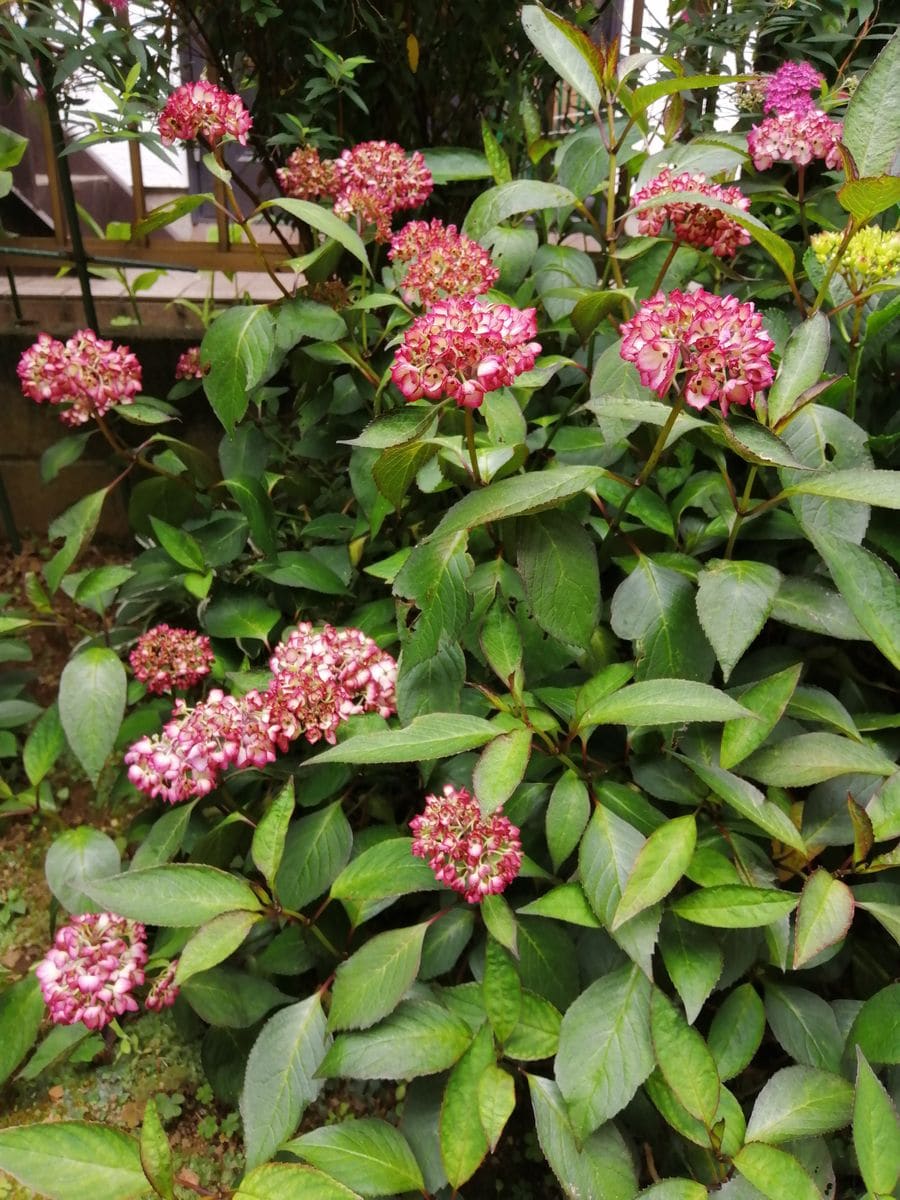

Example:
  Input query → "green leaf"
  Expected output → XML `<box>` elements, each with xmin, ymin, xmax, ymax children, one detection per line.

<box><xmin>516</xmin><ymin>511</ymin><xmax>600</xmax><ymax>650</ymax></box>
<box><xmin>720</xmin><ymin>664</ymin><xmax>802</xmax><ymax>769</ymax></box>
<box><xmin>787</xmin><ymin>686</ymin><xmax>861</xmax><ymax>740</ymax></box>
<box><xmin>764</xmin><ymin>984</ymin><xmax>843</xmax><ymax>1072</ymax></box>
<box><xmin>462</xmin><ymin>180</ymin><xmax>579</xmax><ymax>241</ymax></box>
<box><xmin>546</xmin><ymin>771</ymin><xmax>591</xmax><ymax>872</ymax></box>
<box><xmin>287</xmin><ymin>1118</ymin><xmax>424</xmax><ymax>1197</ymax></box>
<box><xmin>672</xmin><ymin>885</ymin><xmax>798</xmax><ymax>928</ymax></box>
<box><xmin>520</xmin><ymin>4</ymin><xmax>602</xmax><ymax>111</ymax></box>
<box><xmin>181</xmin><ymin>967</ymin><xmax>289</xmax><ymax>1029</ymax></box>
<box><xmin>695</xmin><ymin>561</ymin><xmax>781</xmax><ymax>681</ymax></box>
<box><xmin>609</xmin><ymin>558</ymin><xmax>714</xmax><ymax>683</ymax></box>
<box><xmin>766</xmin><ymin>314</ymin><xmax>830</xmax><ymax>429</ymax></box>
<box><xmin>225</xmin><ymin>477</ymin><xmax>278</xmax><ymax>558</ymax></box>
<box><xmin>840</xmin><ymin>173</ymin><xmax>900</xmax><ymax>221</ymax></box>
<box><xmin>235</xmin><ymin>1162</ymin><xmax>362</xmax><ymax>1200</ymax></box>
<box><xmin>130</xmin><ymin>802</ymin><xmax>197</xmax><ymax>871</ymax></box>
<box><xmin>39</xmin><ymin>432</ymin><xmax>89</xmax><ymax>485</ymax></box>
<box><xmin>260</xmin><ymin>197</ymin><xmax>370</xmax><ymax>272</ymax></box>
<box><xmin>555</xmin><ymin>963</ymin><xmax>654</xmax><ymax>1138</ymax></box>
<box><xmin>175</xmin><ymin>910</ymin><xmax>262</xmax><ymax>986</ymax></box>
<box><xmin>781</xmin><ymin>406</ymin><xmax>873</xmax><ymax>544</ymax></box>
<box><xmin>133</xmin><ymin>193</ymin><xmax>210</xmax><ymax>237</ymax></box>
<box><xmin>571</xmin><ymin>290</ymin><xmax>634</xmax><ymax>342</ymax></box>
<box><xmin>252</xmin><ymin>780</ymin><xmax>295</xmax><ymax>892</ymax></box>
<box><xmin>45</xmin><ymin>827</ymin><xmax>121</xmax><ymax>914</ymax></box>
<box><xmin>504</xmin><ymin>990</ymin><xmax>562</xmax><ymax>1060</ymax></box>
<box><xmin>770</xmin><ymin>576</ymin><xmax>867</xmax><ymax>642</ymax></box>
<box><xmin>420</xmin><ymin>147</ymin><xmax>492</xmax><ymax>184</ymax></box>
<box><xmin>613</xmin><ymin>815</ymin><xmax>696</xmax><ymax>929</ymax></box>
<box><xmin>276</xmin><ymin>803</ymin><xmax>353</xmax><ymax>912</ymax></box>
<box><xmin>45</xmin><ymin>488</ymin><xmax>107</xmax><ymax>594</ymax></box>
<box><xmin>853</xmin><ymin>1049</ymin><xmax>900</xmax><ymax>1196</ymax></box>
<box><xmin>420</xmin><ymin>909</ymin><xmax>475</xmax><ymax>981</ymax></box>
<box><xmin>148</xmin><ymin>516</ymin><xmax>206</xmax><ymax>572</ymax></box>
<box><xmin>372</xmin><ymin>440</ymin><xmax>438</xmax><ymax>510</ymax></box>
<box><xmin>275</xmin><ymin>298</ymin><xmax>347</xmax><ymax>349</ymax></box>
<box><xmin>23</xmin><ymin>703</ymin><xmax>65</xmax><ymax>787</ymax></box>
<box><xmin>15</xmin><ymin>1025</ymin><xmax>92</xmax><ymax>1084</ymax></box>
<box><xmin>478</xmin><ymin>1064</ymin><xmax>516</xmax><ymax>1152</ymax></box>
<box><xmin>480</xmin><ymin>599</ymin><xmax>523</xmax><ymax>686</ymax></box>
<box><xmin>582</xmin><ymin>679</ymin><xmax>750</xmax><ymax>727</ymax></box>
<box><xmin>847</xmin><ymin>984</ymin><xmax>900</xmax><ymax>1065</ymax></box>
<box><xmin>439</xmin><ymin>1025</ymin><xmax>495</xmax><ymax>1187</ymax></box>
<box><xmin>745</xmin><ymin>1065</ymin><xmax>854</xmax><ymax>1143</ymax></box>
<box><xmin>659</xmin><ymin>915</ymin><xmax>723</xmax><ymax>1025</ymax></box>
<box><xmin>472</xmin><ymin>728</ymin><xmax>531</xmax><ymax>815</ymax></box>
<box><xmin>58</xmin><ymin>648</ymin><xmax>126</xmax><ymax>786</ymax></box>
<box><xmin>733</xmin><ymin>1142</ymin><xmax>821</xmax><ymax>1200</ymax></box>
<box><xmin>255</xmin><ymin>552</ymin><xmax>347</xmax><ymax>594</ymax></box>
<box><xmin>651</xmin><ymin>988</ymin><xmax>720</xmax><ymax>1126</ymax></box>
<box><xmin>201</xmin><ymin>306</ymin><xmax>275</xmax><ymax>435</ymax></box>
<box><xmin>0</xmin><ymin>699</ymin><xmax>42</xmax><ymax>729</ymax></box>
<box><xmin>636</xmin><ymin>1182</ymin><xmax>708</xmax><ymax>1200</ymax></box>
<box><xmin>203</xmin><ymin>591</ymin><xmax>280</xmax><ymax>643</ymax></box>
<box><xmin>139</xmin><ymin>1097</ymin><xmax>174</xmax><ymax>1200</ymax></box>
<box><xmin>0</xmin><ymin>975</ymin><xmax>44</xmax><ymax>1088</ymax></box>
<box><xmin>329</xmin><ymin>838</ymin><xmax>441</xmax><ymax>904</ymax></box>
<box><xmin>319</xmin><ymin>999</ymin><xmax>473</xmax><ymax>1080</ymax></box>
<box><xmin>329</xmin><ymin>923</ymin><xmax>428</xmax><ymax>1031</ymax></box>
<box><xmin>809</xmin><ymin>530</ymin><xmax>900</xmax><ymax>671</ymax></box>
<box><xmin>678</xmin><ymin>753</ymin><xmax>806</xmax><ymax>854</ymax></box>
<box><xmin>241</xmin><ymin>995</ymin><xmax>330</xmax><ymax>1172</ymax></box>
<box><xmin>431</xmin><ymin>466</ymin><xmax>600</xmax><ymax>540</ymax></box>
<box><xmin>483</xmin><ymin>936</ymin><xmax>522</xmax><ymax>1044</ymax></box>
<box><xmin>308</xmin><ymin>713</ymin><xmax>498</xmax><ymax>764</ymax></box>
<box><xmin>741</xmin><ymin>732</ymin><xmax>896</xmax><ymax>787</ymax></box>
<box><xmin>84</xmin><ymin>864</ymin><xmax>262</xmax><ymax>926</ymax></box>
<box><xmin>518</xmin><ymin>883</ymin><xmax>601</xmax><ymax>928</ymax></box>
<box><xmin>708</xmin><ymin>984</ymin><xmax>765</xmax><ymax>1081</ymax></box>
<box><xmin>0</xmin><ymin>1122</ymin><xmax>149</xmax><ymax>1200</ymax></box>
<box><xmin>482</xmin><ymin>894</ymin><xmax>519</xmax><ymax>955</ymax></box>
<box><xmin>630</xmin><ymin>72</ymin><xmax>753</xmax><ymax>114</ymax></box>
<box><xmin>842</xmin><ymin>31</ymin><xmax>900</xmax><ymax>177</ymax></box>
<box><xmin>793</xmin><ymin>869</ymin><xmax>854</xmax><ymax>969</ymax></box>
<box><xmin>783</xmin><ymin>468</ymin><xmax>900</xmax><ymax>510</ymax></box>
<box><xmin>343</xmin><ymin>408</ymin><xmax>438</xmax><ymax>450</ymax></box>
<box><xmin>528</xmin><ymin>1075</ymin><xmax>638</xmax><ymax>1200</ymax></box>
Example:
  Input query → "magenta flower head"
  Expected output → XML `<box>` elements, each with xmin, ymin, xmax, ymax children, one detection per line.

<box><xmin>145</xmin><ymin>960</ymin><xmax>180</xmax><ymax>1012</ymax></box>
<box><xmin>17</xmin><ymin>329</ymin><xmax>141</xmax><ymax>426</ymax></box>
<box><xmin>129</xmin><ymin>624</ymin><xmax>215</xmax><ymax>695</ymax></box>
<box><xmin>174</xmin><ymin>346</ymin><xmax>207</xmax><ymax>381</ymax></box>
<box><xmin>619</xmin><ymin>288</ymin><xmax>775</xmax><ymax>416</ymax></box>
<box><xmin>36</xmin><ymin>912</ymin><xmax>147</xmax><ymax>1030</ymax></box>
<box><xmin>158</xmin><ymin>80</ymin><xmax>252</xmax><ymax>147</ymax></box>
<box><xmin>276</xmin><ymin>146</ymin><xmax>338</xmax><ymax>201</ymax></box>
<box><xmin>763</xmin><ymin>61</ymin><xmax>824</xmax><ymax>116</ymax></box>
<box><xmin>747</xmin><ymin>110</ymin><xmax>843</xmax><ymax>171</ymax></box>
<box><xmin>632</xmin><ymin>169</ymin><xmax>751</xmax><ymax>258</ymax></box>
<box><xmin>411</xmin><ymin>784</ymin><xmax>522</xmax><ymax>904</ymax></box>
<box><xmin>389</xmin><ymin>219</ymin><xmax>499</xmax><ymax>305</ymax></box>
<box><xmin>391</xmin><ymin>297</ymin><xmax>541</xmax><ymax>409</ymax></box>
<box><xmin>333</xmin><ymin>141</ymin><xmax>433</xmax><ymax>242</ymax></box>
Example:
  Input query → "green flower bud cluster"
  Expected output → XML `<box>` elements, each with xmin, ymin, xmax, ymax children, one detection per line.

<box><xmin>812</xmin><ymin>226</ymin><xmax>900</xmax><ymax>291</ymax></box>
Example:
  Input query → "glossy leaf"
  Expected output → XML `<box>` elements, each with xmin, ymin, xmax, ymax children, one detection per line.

<box><xmin>175</xmin><ymin>910</ymin><xmax>261</xmax><ymax>986</ymax></box>
<box><xmin>329</xmin><ymin>923</ymin><xmax>428</xmax><ymax>1031</ymax></box>
<box><xmin>84</xmin><ymin>864</ymin><xmax>262</xmax><ymax>927</ymax></box>
<box><xmin>708</xmin><ymin>984</ymin><xmax>766</xmax><ymax>1081</ymax></box>
<box><xmin>853</xmin><ymin>1049</ymin><xmax>900</xmax><ymax>1197</ymax></box>
<box><xmin>766</xmin><ymin>313</ymin><xmax>831</xmax><ymax>429</ymax></box>
<box><xmin>201</xmin><ymin>306</ymin><xmax>275</xmax><ymax>435</ymax></box>
<box><xmin>745</xmin><ymin>1065</ymin><xmax>854</xmax><ymax>1143</ymax></box>
<box><xmin>309</xmin><ymin>713</ymin><xmax>498</xmax><ymax>764</ymax></box>
<box><xmin>252</xmin><ymin>780</ymin><xmax>295</xmax><ymax>892</ymax></box>
<box><xmin>695</xmin><ymin>561</ymin><xmax>781</xmax><ymax>681</ymax></box>
<box><xmin>793</xmin><ymin>869</ymin><xmax>854</xmax><ymax>968</ymax></box>
<box><xmin>0</xmin><ymin>975</ymin><xmax>44</xmax><ymax>1089</ymax></box>
<box><xmin>319</xmin><ymin>999</ymin><xmax>473</xmax><ymax>1080</ymax></box>
<box><xmin>287</xmin><ymin>1118</ymin><xmax>424</xmax><ymax>1197</ymax></box>
<box><xmin>582</xmin><ymin>679</ymin><xmax>750</xmax><ymax>727</ymax></box>
<box><xmin>0</xmin><ymin>1123</ymin><xmax>149</xmax><ymax>1200</ymax></box>
<box><xmin>733</xmin><ymin>1142</ymin><xmax>820</xmax><ymax>1200</ymax></box>
<box><xmin>672</xmin><ymin>885</ymin><xmax>798</xmax><ymax>928</ymax></box>
<box><xmin>58</xmin><ymin>648</ymin><xmax>127</xmax><ymax>786</ymax></box>
<box><xmin>650</xmin><ymin>988</ymin><xmax>720</xmax><ymax>1125</ymax></box>
<box><xmin>613</xmin><ymin>815</ymin><xmax>696</xmax><ymax>928</ymax></box>
<box><xmin>517</xmin><ymin>510</ymin><xmax>600</xmax><ymax>650</ymax></box>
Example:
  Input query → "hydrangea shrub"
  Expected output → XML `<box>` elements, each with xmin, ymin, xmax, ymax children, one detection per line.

<box><xmin>1</xmin><ymin>10</ymin><xmax>900</xmax><ymax>1200</ymax></box>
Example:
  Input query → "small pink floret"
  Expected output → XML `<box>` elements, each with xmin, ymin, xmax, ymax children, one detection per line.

<box><xmin>276</xmin><ymin>146</ymin><xmax>338</xmax><ymax>201</ymax></box>
<box><xmin>37</xmin><ymin>912</ymin><xmax>147</xmax><ymax>1029</ymax></box>
<box><xmin>174</xmin><ymin>346</ymin><xmax>207</xmax><ymax>381</ymax></box>
<box><xmin>145</xmin><ymin>960</ymin><xmax>180</xmax><ymax>1011</ymax></box>
<box><xmin>747</xmin><ymin>109</ymin><xmax>843</xmax><ymax>171</ymax></box>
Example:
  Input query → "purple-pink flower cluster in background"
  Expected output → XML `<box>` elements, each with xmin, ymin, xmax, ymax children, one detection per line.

<box><xmin>175</xmin><ymin>346</ymin><xmax>207</xmax><ymax>381</ymax></box>
<box><xmin>748</xmin><ymin>60</ymin><xmax>842</xmax><ymax>171</ymax></box>
<box><xmin>158</xmin><ymin>80</ymin><xmax>252</xmax><ymax>147</ymax></box>
<box><xmin>129</xmin><ymin>625</ymin><xmax>215</xmax><ymax>695</ymax></box>
<box><xmin>410</xmin><ymin>784</ymin><xmax>522</xmax><ymax>904</ymax></box>
<box><xmin>391</xmin><ymin>297</ymin><xmax>541</xmax><ymax>408</ymax></box>
<box><xmin>388</xmin><ymin>219</ymin><xmax>499</xmax><ymax>305</ymax></box>
<box><xmin>17</xmin><ymin>329</ymin><xmax>141</xmax><ymax>426</ymax></box>
<box><xmin>36</xmin><ymin>913</ymin><xmax>179</xmax><ymax>1029</ymax></box>
<box><xmin>125</xmin><ymin>622</ymin><xmax>397</xmax><ymax>805</ymax></box>
<box><xmin>619</xmin><ymin>287</ymin><xmax>775</xmax><ymax>415</ymax></box>
<box><xmin>632</xmin><ymin>168</ymin><xmax>751</xmax><ymax>258</ymax></box>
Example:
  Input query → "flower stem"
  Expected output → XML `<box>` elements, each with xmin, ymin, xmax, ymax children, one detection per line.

<box><xmin>213</xmin><ymin>148</ymin><xmax>291</xmax><ymax>298</ymax></box>
<box><xmin>797</xmin><ymin>166</ymin><xmax>808</xmax><ymax>243</ymax></box>
<box><xmin>464</xmin><ymin>408</ymin><xmax>483</xmax><ymax>486</ymax></box>
<box><xmin>649</xmin><ymin>240</ymin><xmax>680</xmax><ymax>296</ymax></box>
<box><xmin>724</xmin><ymin>465</ymin><xmax>757</xmax><ymax>559</ymax></box>
<box><xmin>602</xmin><ymin>392</ymin><xmax>685</xmax><ymax>549</ymax></box>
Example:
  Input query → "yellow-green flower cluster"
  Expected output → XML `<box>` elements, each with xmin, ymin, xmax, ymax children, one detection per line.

<box><xmin>812</xmin><ymin>227</ymin><xmax>900</xmax><ymax>290</ymax></box>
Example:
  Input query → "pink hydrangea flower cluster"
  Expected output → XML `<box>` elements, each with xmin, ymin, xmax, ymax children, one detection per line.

<box><xmin>129</xmin><ymin>625</ymin><xmax>214</xmax><ymax>695</ymax></box>
<box><xmin>17</xmin><ymin>329</ymin><xmax>141</xmax><ymax>427</ymax></box>
<box><xmin>333</xmin><ymin>141</ymin><xmax>433</xmax><ymax>242</ymax></box>
<box><xmin>763</xmin><ymin>61</ymin><xmax>824</xmax><ymax>116</ymax></box>
<box><xmin>145</xmin><ymin>960</ymin><xmax>180</xmax><ymax>1012</ymax></box>
<box><xmin>619</xmin><ymin>287</ymin><xmax>775</xmax><ymax>415</ymax></box>
<box><xmin>276</xmin><ymin>146</ymin><xmax>338</xmax><ymax>201</ymax></box>
<box><xmin>125</xmin><ymin>623</ymin><xmax>397</xmax><ymax>804</ymax></box>
<box><xmin>175</xmin><ymin>346</ymin><xmax>207</xmax><ymax>381</ymax></box>
<box><xmin>747</xmin><ymin>108</ymin><xmax>843</xmax><ymax>171</ymax></box>
<box><xmin>388</xmin><ymin>219</ymin><xmax>499</xmax><ymax>305</ymax></box>
<box><xmin>36</xmin><ymin>913</ymin><xmax>147</xmax><ymax>1030</ymax></box>
<box><xmin>158</xmin><ymin>80</ymin><xmax>252</xmax><ymax>147</ymax></box>
<box><xmin>391</xmin><ymin>297</ymin><xmax>541</xmax><ymax>409</ymax></box>
<box><xmin>410</xmin><ymin>784</ymin><xmax>522</xmax><ymax>904</ymax></box>
<box><xmin>631</xmin><ymin>168</ymin><xmax>751</xmax><ymax>258</ymax></box>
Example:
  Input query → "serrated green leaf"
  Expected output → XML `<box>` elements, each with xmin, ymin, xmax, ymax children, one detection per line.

<box><xmin>439</xmin><ymin>1025</ymin><xmax>495</xmax><ymax>1187</ymax></box>
<box><xmin>252</xmin><ymin>780</ymin><xmax>295</xmax><ymax>892</ymax></box>
<box><xmin>517</xmin><ymin>510</ymin><xmax>600</xmax><ymax>650</ymax></box>
<box><xmin>695</xmin><ymin>561</ymin><xmax>781</xmax><ymax>681</ymax></box>
<box><xmin>708</xmin><ymin>984</ymin><xmax>765</xmax><ymax>1081</ymax></box>
<box><xmin>0</xmin><ymin>1122</ymin><xmax>149</xmax><ymax>1200</ymax></box>
<box><xmin>276</xmin><ymin>803</ymin><xmax>353</xmax><ymax>912</ymax></box>
<box><xmin>614</xmin><ymin>815</ymin><xmax>696</xmax><ymax>928</ymax></box>
<box><xmin>672</xmin><ymin>885</ymin><xmax>798</xmax><ymax>928</ymax></box>
<box><xmin>59</xmin><ymin>648</ymin><xmax>126</xmax><ymax>786</ymax></box>
<box><xmin>431</xmin><ymin>466</ymin><xmax>600</xmax><ymax>539</ymax></box>
<box><xmin>854</xmin><ymin>1049</ymin><xmax>900</xmax><ymax>1196</ymax></box>
<box><xmin>175</xmin><ymin>910</ymin><xmax>261</xmax><ymax>986</ymax></box>
<box><xmin>582</xmin><ymin>679</ymin><xmax>750</xmax><ymax>727</ymax></box>
<box><xmin>745</xmin><ymin>1065</ymin><xmax>853</xmax><ymax>1143</ymax></box>
<box><xmin>733</xmin><ymin>1142</ymin><xmax>820</xmax><ymax>1200</ymax></box>
<box><xmin>84</xmin><ymin>864</ymin><xmax>262</xmax><ymax>926</ymax></box>
<box><xmin>793</xmin><ymin>869</ymin><xmax>854</xmax><ymax>969</ymax></box>
<box><xmin>319</xmin><ymin>999</ymin><xmax>472</xmax><ymax>1080</ymax></box>
<box><xmin>329</xmin><ymin>923</ymin><xmax>428</xmax><ymax>1031</ymax></box>
<box><xmin>766</xmin><ymin>314</ymin><xmax>830</xmax><ymax>429</ymax></box>
<box><xmin>287</xmin><ymin>1118</ymin><xmax>423</xmax><ymax>1197</ymax></box>
<box><xmin>651</xmin><ymin>988</ymin><xmax>720</xmax><ymax>1126</ymax></box>
<box><xmin>472</xmin><ymin>728</ymin><xmax>532</xmax><ymax>815</ymax></box>
<box><xmin>0</xmin><ymin>975</ymin><xmax>45</xmax><ymax>1089</ymax></box>
<box><xmin>329</xmin><ymin>838</ymin><xmax>441</xmax><ymax>904</ymax></box>
<box><xmin>309</xmin><ymin>713</ymin><xmax>498</xmax><ymax>764</ymax></box>
<box><xmin>741</xmin><ymin>733</ymin><xmax>896</xmax><ymax>787</ymax></box>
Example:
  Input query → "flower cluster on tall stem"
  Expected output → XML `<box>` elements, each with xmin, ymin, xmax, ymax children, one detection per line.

<box><xmin>129</xmin><ymin>625</ymin><xmax>215</xmax><ymax>695</ymax></box>
<box><xmin>410</xmin><ymin>785</ymin><xmax>522</xmax><ymax>903</ymax></box>
<box><xmin>125</xmin><ymin>623</ymin><xmax>397</xmax><ymax>804</ymax></box>
<box><xmin>158</xmin><ymin>80</ymin><xmax>252</xmax><ymax>146</ymax></box>
<box><xmin>388</xmin><ymin>220</ymin><xmax>499</xmax><ymax>304</ymax></box>
<box><xmin>174</xmin><ymin>346</ymin><xmax>207</xmax><ymax>381</ymax></box>
<box><xmin>276</xmin><ymin>146</ymin><xmax>338</xmax><ymax>201</ymax></box>
<box><xmin>763</xmin><ymin>61</ymin><xmax>824</xmax><ymax>116</ymax></box>
<box><xmin>17</xmin><ymin>330</ymin><xmax>141</xmax><ymax>426</ymax></box>
<box><xmin>36</xmin><ymin>913</ymin><xmax>148</xmax><ymax>1029</ymax></box>
<box><xmin>631</xmin><ymin>169</ymin><xmax>751</xmax><ymax>258</ymax></box>
<box><xmin>747</xmin><ymin>61</ymin><xmax>842</xmax><ymax>172</ymax></box>
<box><xmin>619</xmin><ymin>288</ymin><xmax>775</xmax><ymax>415</ymax></box>
<box><xmin>391</xmin><ymin>297</ymin><xmax>541</xmax><ymax>408</ymax></box>
<box><xmin>333</xmin><ymin>141</ymin><xmax>433</xmax><ymax>241</ymax></box>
